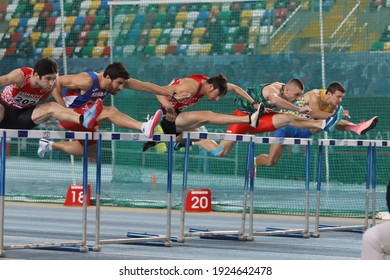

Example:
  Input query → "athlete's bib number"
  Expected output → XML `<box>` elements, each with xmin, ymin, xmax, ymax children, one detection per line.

<box><xmin>14</xmin><ymin>94</ymin><xmax>39</xmax><ymax>107</ymax></box>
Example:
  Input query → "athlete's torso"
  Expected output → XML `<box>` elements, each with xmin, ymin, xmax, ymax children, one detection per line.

<box><xmin>234</xmin><ymin>83</ymin><xmax>281</xmax><ymax>113</ymax></box>
<box><xmin>63</xmin><ymin>72</ymin><xmax>109</xmax><ymax>108</ymax></box>
<box><xmin>164</xmin><ymin>74</ymin><xmax>208</xmax><ymax>112</ymax></box>
<box><xmin>0</xmin><ymin>67</ymin><xmax>52</xmax><ymax>109</ymax></box>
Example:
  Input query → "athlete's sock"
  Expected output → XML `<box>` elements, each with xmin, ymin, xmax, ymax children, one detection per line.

<box><xmin>210</xmin><ymin>146</ymin><xmax>224</xmax><ymax>156</ymax></box>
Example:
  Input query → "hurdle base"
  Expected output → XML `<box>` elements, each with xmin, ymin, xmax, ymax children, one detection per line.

<box><xmin>36</xmin><ymin>245</ymin><xmax>93</xmax><ymax>252</ymax></box>
<box><xmin>318</xmin><ymin>224</ymin><xmax>365</xmax><ymax>233</ymax></box>
<box><xmin>188</xmin><ymin>228</ymin><xmax>245</xmax><ymax>241</ymax></box>
<box><xmin>125</xmin><ymin>232</ymin><xmax>177</xmax><ymax>246</ymax></box>
<box><xmin>257</xmin><ymin>227</ymin><xmax>312</xmax><ymax>238</ymax></box>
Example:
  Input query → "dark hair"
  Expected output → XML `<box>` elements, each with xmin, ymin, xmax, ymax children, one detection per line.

<box><xmin>207</xmin><ymin>73</ymin><xmax>228</xmax><ymax>96</ymax></box>
<box><xmin>287</xmin><ymin>78</ymin><xmax>304</xmax><ymax>91</ymax></box>
<box><xmin>34</xmin><ymin>57</ymin><xmax>58</xmax><ymax>77</ymax></box>
<box><xmin>326</xmin><ymin>81</ymin><xmax>345</xmax><ymax>94</ymax></box>
<box><xmin>103</xmin><ymin>62</ymin><xmax>130</xmax><ymax>80</ymax></box>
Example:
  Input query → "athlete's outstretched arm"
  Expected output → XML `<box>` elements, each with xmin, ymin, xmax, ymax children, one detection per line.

<box><xmin>125</xmin><ymin>78</ymin><xmax>190</xmax><ymax>100</ymax></box>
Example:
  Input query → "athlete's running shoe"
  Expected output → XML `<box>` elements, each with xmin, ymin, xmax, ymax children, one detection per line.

<box><xmin>142</xmin><ymin>141</ymin><xmax>157</xmax><ymax>152</ymax></box>
<box><xmin>323</xmin><ymin>105</ymin><xmax>344</xmax><ymax>132</ymax></box>
<box><xmin>82</xmin><ymin>98</ymin><xmax>103</xmax><ymax>129</ymax></box>
<box><xmin>142</xmin><ymin>109</ymin><xmax>163</xmax><ymax>138</ymax></box>
<box><xmin>37</xmin><ymin>138</ymin><xmax>51</xmax><ymax>158</ymax></box>
<box><xmin>249</xmin><ymin>103</ymin><xmax>264</xmax><ymax>128</ymax></box>
<box><xmin>356</xmin><ymin>116</ymin><xmax>378</xmax><ymax>135</ymax></box>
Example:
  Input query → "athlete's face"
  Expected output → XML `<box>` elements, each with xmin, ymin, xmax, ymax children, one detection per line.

<box><xmin>38</xmin><ymin>73</ymin><xmax>58</xmax><ymax>91</ymax></box>
<box><xmin>206</xmin><ymin>85</ymin><xmax>221</xmax><ymax>101</ymax></box>
<box><xmin>107</xmin><ymin>77</ymin><xmax>126</xmax><ymax>95</ymax></box>
<box><xmin>284</xmin><ymin>83</ymin><xmax>303</xmax><ymax>102</ymax></box>
<box><xmin>328</xmin><ymin>90</ymin><xmax>345</xmax><ymax>105</ymax></box>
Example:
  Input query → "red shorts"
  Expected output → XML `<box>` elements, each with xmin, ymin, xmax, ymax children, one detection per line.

<box><xmin>59</xmin><ymin>104</ymin><xmax>97</xmax><ymax>146</ymax></box>
<box><xmin>225</xmin><ymin>110</ymin><xmax>277</xmax><ymax>135</ymax></box>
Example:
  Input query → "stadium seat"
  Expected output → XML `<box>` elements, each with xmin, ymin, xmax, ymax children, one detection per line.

<box><xmin>176</xmin><ymin>11</ymin><xmax>187</xmax><ymax>22</ymax></box>
<box><xmin>33</xmin><ymin>47</ymin><xmax>43</xmax><ymax>59</ymax></box>
<box><xmin>42</xmin><ymin>47</ymin><xmax>53</xmax><ymax>58</ymax></box>
<box><xmin>234</xmin><ymin>43</ymin><xmax>247</xmax><ymax>54</ymax></box>
<box><xmin>143</xmin><ymin>45</ymin><xmax>156</xmax><ymax>56</ymax></box>
<box><xmin>66</xmin><ymin>46</ymin><xmax>74</xmax><ymax>57</ymax></box>
<box><xmin>155</xmin><ymin>44</ymin><xmax>167</xmax><ymax>56</ymax></box>
<box><xmin>158</xmin><ymin>28</ymin><xmax>171</xmax><ymax>44</ymax></box>
<box><xmin>384</xmin><ymin>42</ymin><xmax>390</xmax><ymax>51</ymax></box>
<box><xmin>170</xmin><ymin>28</ymin><xmax>184</xmax><ymax>44</ymax></box>
<box><xmin>80</xmin><ymin>46</ymin><xmax>94</xmax><ymax>57</ymax></box>
<box><xmin>191</xmin><ymin>27</ymin><xmax>206</xmax><ymax>44</ymax></box>
<box><xmin>5</xmin><ymin>4</ymin><xmax>17</xmax><ymax>21</ymax></box>
<box><xmin>0</xmin><ymin>48</ymin><xmax>6</xmax><ymax>60</ymax></box>
<box><xmin>166</xmin><ymin>44</ymin><xmax>177</xmax><ymax>55</ymax></box>
<box><xmin>45</xmin><ymin>17</ymin><xmax>57</xmax><ymax>32</ymax></box>
<box><xmin>37</xmin><ymin>32</ymin><xmax>49</xmax><ymax>48</ymax></box>
<box><xmin>51</xmin><ymin>47</ymin><xmax>63</xmax><ymax>59</ymax></box>
<box><xmin>123</xmin><ymin>45</ymin><xmax>136</xmax><ymax>57</ymax></box>
<box><xmin>31</xmin><ymin>32</ymin><xmax>41</xmax><ymax>45</ymax></box>
<box><xmin>371</xmin><ymin>41</ymin><xmax>384</xmax><ymax>51</ymax></box>
<box><xmin>222</xmin><ymin>43</ymin><xmax>234</xmax><ymax>54</ymax></box>
<box><xmin>92</xmin><ymin>46</ymin><xmax>104</xmax><ymax>57</ymax></box>
<box><xmin>198</xmin><ymin>43</ymin><xmax>212</xmax><ymax>55</ymax></box>
<box><xmin>102</xmin><ymin>46</ymin><xmax>110</xmax><ymax>57</ymax></box>
<box><xmin>176</xmin><ymin>44</ymin><xmax>188</xmax><ymax>55</ymax></box>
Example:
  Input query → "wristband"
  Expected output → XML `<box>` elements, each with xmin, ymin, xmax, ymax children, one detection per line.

<box><xmin>251</xmin><ymin>100</ymin><xmax>259</xmax><ymax>106</ymax></box>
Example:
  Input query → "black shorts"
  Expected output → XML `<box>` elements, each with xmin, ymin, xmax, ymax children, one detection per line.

<box><xmin>0</xmin><ymin>100</ymin><xmax>37</xmax><ymax>129</ymax></box>
<box><xmin>160</xmin><ymin>108</ymin><xmax>181</xmax><ymax>136</ymax></box>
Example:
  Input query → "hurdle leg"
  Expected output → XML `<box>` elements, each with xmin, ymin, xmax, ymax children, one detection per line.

<box><xmin>313</xmin><ymin>144</ymin><xmax>323</xmax><ymax>238</ymax></box>
<box><xmin>303</xmin><ymin>143</ymin><xmax>311</xmax><ymax>238</ymax></box>
<box><xmin>363</xmin><ymin>145</ymin><xmax>372</xmax><ymax>231</ymax></box>
<box><xmin>371</xmin><ymin>144</ymin><xmax>377</xmax><ymax>227</ymax></box>
<box><xmin>0</xmin><ymin>132</ymin><xmax>6</xmax><ymax>257</ymax></box>
<box><xmin>93</xmin><ymin>134</ymin><xmax>102</xmax><ymax>252</ymax></box>
<box><xmin>178</xmin><ymin>136</ymin><xmax>191</xmax><ymax>243</ymax></box>
<box><xmin>164</xmin><ymin>136</ymin><xmax>174</xmax><ymax>246</ymax></box>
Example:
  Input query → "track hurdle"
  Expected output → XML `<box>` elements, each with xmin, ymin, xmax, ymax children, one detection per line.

<box><xmin>0</xmin><ymin>129</ymin><xmax>91</xmax><ymax>257</ymax></box>
<box><xmin>313</xmin><ymin>139</ymin><xmax>388</xmax><ymax>237</ymax></box>
<box><xmin>93</xmin><ymin>132</ymin><xmax>176</xmax><ymax>249</ymax></box>
<box><xmin>178</xmin><ymin>132</ymin><xmax>255</xmax><ymax>243</ymax></box>
<box><xmin>248</xmin><ymin>137</ymin><xmax>313</xmax><ymax>239</ymax></box>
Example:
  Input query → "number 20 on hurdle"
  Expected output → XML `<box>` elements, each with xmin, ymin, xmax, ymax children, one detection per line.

<box><xmin>185</xmin><ymin>188</ymin><xmax>212</xmax><ymax>212</ymax></box>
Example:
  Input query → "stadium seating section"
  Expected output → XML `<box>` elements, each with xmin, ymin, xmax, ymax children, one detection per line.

<box><xmin>0</xmin><ymin>0</ymin><xmax>388</xmax><ymax>59</ymax></box>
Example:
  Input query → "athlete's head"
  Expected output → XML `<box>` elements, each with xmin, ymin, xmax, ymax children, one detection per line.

<box><xmin>284</xmin><ymin>78</ymin><xmax>304</xmax><ymax>102</ymax></box>
<box><xmin>103</xmin><ymin>62</ymin><xmax>130</xmax><ymax>95</ymax></box>
<box><xmin>33</xmin><ymin>57</ymin><xmax>59</xmax><ymax>91</ymax></box>
<box><xmin>326</xmin><ymin>81</ymin><xmax>345</xmax><ymax>105</ymax></box>
<box><xmin>205</xmin><ymin>73</ymin><xmax>228</xmax><ymax>101</ymax></box>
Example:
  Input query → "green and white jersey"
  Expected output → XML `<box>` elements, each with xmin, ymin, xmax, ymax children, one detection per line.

<box><xmin>234</xmin><ymin>84</ymin><xmax>277</xmax><ymax>113</ymax></box>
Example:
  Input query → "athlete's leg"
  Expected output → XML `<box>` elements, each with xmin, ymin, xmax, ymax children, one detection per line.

<box><xmin>175</xmin><ymin>110</ymin><xmax>255</xmax><ymax>132</ymax></box>
<box><xmin>39</xmin><ymin>139</ymin><xmax>97</xmax><ymax>158</ymax></box>
<box><xmin>255</xmin><ymin>144</ymin><xmax>286</xmax><ymax>166</ymax></box>
<box><xmin>31</xmin><ymin>100</ymin><xmax>102</xmax><ymax>129</ymax></box>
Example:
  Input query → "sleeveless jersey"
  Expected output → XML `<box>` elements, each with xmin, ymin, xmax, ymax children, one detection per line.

<box><xmin>163</xmin><ymin>74</ymin><xmax>208</xmax><ymax>112</ymax></box>
<box><xmin>63</xmin><ymin>72</ymin><xmax>109</xmax><ymax>109</ymax></box>
<box><xmin>279</xmin><ymin>89</ymin><xmax>336</xmax><ymax>118</ymax></box>
<box><xmin>234</xmin><ymin>83</ymin><xmax>278</xmax><ymax>113</ymax></box>
<box><xmin>0</xmin><ymin>67</ymin><xmax>52</xmax><ymax>109</ymax></box>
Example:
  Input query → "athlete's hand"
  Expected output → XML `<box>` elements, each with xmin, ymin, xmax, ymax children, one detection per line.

<box><xmin>165</xmin><ymin>107</ymin><xmax>177</xmax><ymax>122</ymax></box>
<box><xmin>298</xmin><ymin>105</ymin><xmax>312</xmax><ymax>114</ymax></box>
<box><xmin>171</xmin><ymin>91</ymin><xmax>191</xmax><ymax>100</ymax></box>
<box><xmin>343</xmin><ymin>109</ymin><xmax>350</xmax><ymax>118</ymax></box>
<box><xmin>264</xmin><ymin>107</ymin><xmax>274</xmax><ymax>114</ymax></box>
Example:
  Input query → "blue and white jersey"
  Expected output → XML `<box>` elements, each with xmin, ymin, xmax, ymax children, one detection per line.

<box><xmin>63</xmin><ymin>72</ymin><xmax>109</xmax><ymax>109</ymax></box>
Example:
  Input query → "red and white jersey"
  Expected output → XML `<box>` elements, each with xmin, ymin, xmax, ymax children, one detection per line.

<box><xmin>164</xmin><ymin>74</ymin><xmax>208</xmax><ymax>112</ymax></box>
<box><xmin>0</xmin><ymin>67</ymin><xmax>52</xmax><ymax>109</ymax></box>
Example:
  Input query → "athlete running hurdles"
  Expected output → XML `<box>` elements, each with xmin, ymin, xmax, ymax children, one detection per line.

<box><xmin>0</xmin><ymin>57</ymin><xmax>102</xmax><ymax>131</ymax></box>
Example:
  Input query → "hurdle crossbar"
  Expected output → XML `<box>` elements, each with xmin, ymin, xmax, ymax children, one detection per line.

<box><xmin>93</xmin><ymin>132</ymin><xmax>176</xmax><ymax>249</ymax></box>
<box><xmin>313</xmin><ymin>139</ymin><xmax>388</xmax><ymax>237</ymax></box>
<box><xmin>248</xmin><ymin>137</ymin><xmax>313</xmax><ymax>239</ymax></box>
<box><xmin>178</xmin><ymin>132</ymin><xmax>255</xmax><ymax>242</ymax></box>
<box><xmin>0</xmin><ymin>130</ymin><xmax>92</xmax><ymax>257</ymax></box>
